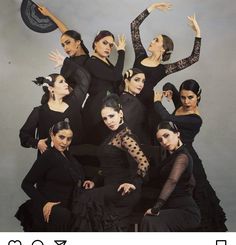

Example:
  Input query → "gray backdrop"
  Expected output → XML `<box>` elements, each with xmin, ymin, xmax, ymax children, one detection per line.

<box><xmin>0</xmin><ymin>0</ymin><xmax>235</xmax><ymax>231</ymax></box>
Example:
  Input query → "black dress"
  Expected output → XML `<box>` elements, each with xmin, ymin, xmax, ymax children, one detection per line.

<box><xmin>19</xmin><ymin>65</ymin><xmax>90</xmax><ymax>149</ymax></box>
<box><xmin>141</xmin><ymin>145</ymin><xmax>201</xmax><ymax>232</ymax></box>
<box><xmin>120</xmin><ymin>92</ymin><xmax>150</xmax><ymax>144</ymax></box>
<box><xmin>82</xmin><ymin>50</ymin><xmax>125</xmax><ymax>145</ymax></box>
<box><xmin>71</xmin><ymin>124</ymin><xmax>149</xmax><ymax>231</ymax></box>
<box><xmin>131</xmin><ymin>9</ymin><xmax>201</xmax><ymax>139</ymax></box>
<box><xmin>15</xmin><ymin>147</ymin><xmax>84</xmax><ymax>231</ymax></box>
<box><xmin>154</xmin><ymin>83</ymin><xmax>227</xmax><ymax>231</ymax></box>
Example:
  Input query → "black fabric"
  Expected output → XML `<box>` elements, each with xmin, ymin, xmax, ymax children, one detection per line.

<box><xmin>154</xmin><ymin>85</ymin><xmax>227</xmax><ymax>231</ymax></box>
<box><xmin>71</xmin><ymin>124</ymin><xmax>149</xmax><ymax>231</ymax></box>
<box><xmin>15</xmin><ymin>148</ymin><xmax>84</xmax><ymax>231</ymax></box>
<box><xmin>20</xmin><ymin>0</ymin><xmax>57</xmax><ymax>33</ymax></box>
<box><xmin>82</xmin><ymin>50</ymin><xmax>125</xmax><ymax>145</ymax></box>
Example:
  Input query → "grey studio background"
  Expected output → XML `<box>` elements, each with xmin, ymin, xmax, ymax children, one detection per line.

<box><xmin>0</xmin><ymin>0</ymin><xmax>235</xmax><ymax>231</ymax></box>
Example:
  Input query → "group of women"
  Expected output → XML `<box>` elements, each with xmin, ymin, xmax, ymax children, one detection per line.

<box><xmin>15</xmin><ymin>2</ymin><xmax>227</xmax><ymax>232</ymax></box>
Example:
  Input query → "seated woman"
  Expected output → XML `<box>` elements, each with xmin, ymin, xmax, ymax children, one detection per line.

<box><xmin>15</xmin><ymin>119</ymin><xmax>85</xmax><ymax>231</ymax></box>
<box><xmin>71</xmin><ymin>94</ymin><xmax>149</xmax><ymax>231</ymax></box>
<box><xmin>141</xmin><ymin>121</ymin><xmax>201</xmax><ymax>232</ymax></box>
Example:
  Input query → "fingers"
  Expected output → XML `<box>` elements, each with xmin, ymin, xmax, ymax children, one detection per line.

<box><xmin>117</xmin><ymin>183</ymin><xmax>136</xmax><ymax>196</ymax></box>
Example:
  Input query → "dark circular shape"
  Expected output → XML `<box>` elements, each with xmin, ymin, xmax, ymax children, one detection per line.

<box><xmin>20</xmin><ymin>0</ymin><xmax>57</xmax><ymax>33</ymax></box>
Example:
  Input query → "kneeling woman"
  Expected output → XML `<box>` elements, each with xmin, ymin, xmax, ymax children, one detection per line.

<box><xmin>141</xmin><ymin>121</ymin><xmax>200</xmax><ymax>232</ymax></box>
<box><xmin>72</xmin><ymin>94</ymin><xmax>149</xmax><ymax>231</ymax></box>
<box><xmin>15</xmin><ymin>120</ymin><xmax>84</xmax><ymax>231</ymax></box>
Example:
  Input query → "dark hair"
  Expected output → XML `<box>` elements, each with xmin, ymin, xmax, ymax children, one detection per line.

<box><xmin>92</xmin><ymin>30</ymin><xmax>114</xmax><ymax>50</ymax></box>
<box><xmin>161</xmin><ymin>34</ymin><xmax>174</xmax><ymax>62</ymax></box>
<box><xmin>101</xmin><ymin>93</ymin><xmax>122</xmax><ymax>113</ymax></box>
<box><xmin>157</xmin><ymin>121</ymin><xmax>179</xmax><ymax>133</ymax></box>
<box><xmin>32</xmin><ymin>73</ymin><xmax>60</xmax><ymax>104</ymax></box>
<box><xmin>62</xmin><ymin>30</ymin><xmax>89</xmax><ymax>55</ymax></box>
<box><xmin>179</xmin><ymin>79</ymin><xmax>202</xmax><ymax>104</ymax></box>
<box><xmin>50</xmin><ymin>118</ymin><xmax>71</xmax><ymax>136</ymax></box>
<box><xmin>119</xmin><ymin>68</ymin><xmax>145</xmax><ymax>93</ymax></box>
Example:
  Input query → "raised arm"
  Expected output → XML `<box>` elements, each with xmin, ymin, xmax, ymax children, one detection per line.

<box><xmin>131</xmin><ymin>3</ymin><xmax>172</xmax><ymax>58</ymax></box>
<box><xmin>164</xmin><ymin>14</ymin><xmax>201</xmax><ymax>75</ymax></box>
<box><xmin>37</xmin><ymin>5</ymin><xmax>68</xmax><ymax>33</ymax></box>
<box><xmin>162</xmin><ymin>82</ymin><xmax>181</xmax><ymax>108</ymax></box>
<box><xmin>150</xmin><ymin>153</ymin><xmax>189</xmax><ymax>214</ymax></box>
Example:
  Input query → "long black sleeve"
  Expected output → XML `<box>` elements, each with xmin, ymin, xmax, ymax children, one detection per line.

<box><xmin>151</xmin><ymin>153</ymin><xmax>189</xmax><ymax>214</ymax></box>
<box><xmin>19</xmin><ymin>107</ymin><xmax>40</xmax><ymax>149</ymax></box>
<box><xmin>162</xmin><ymin>82</ymin><xmax>181</xmax><ymax>109</ymax></box>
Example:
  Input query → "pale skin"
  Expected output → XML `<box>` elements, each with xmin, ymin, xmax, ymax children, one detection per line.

<box><xmin>142</xmin><ymin>2</ymin><xmax>200</xmax><ymax>67</ymax></box>
<box><xmin>43</xmin><ymin>128</ymin><xmax>73</xmax><ymax>223</ymax></box>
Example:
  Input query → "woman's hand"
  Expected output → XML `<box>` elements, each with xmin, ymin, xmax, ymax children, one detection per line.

<box><xmin>188</xmin><ymin>14</ymin><xmax>201</xmax><ymax>38</ymax></box>
<box><xmin>37</xmin><ymin>5</ymin><xmax>52</xmax><ymax>17</ymax></box>
<box><xmin>147</xmin><ymin>2</ymin><xmax>172</xmax><ymax>13</ymax></box>
<box><xmin>83</xmin><ymin>180</ymin><xmax>95</xmax><ymax>189</ymax></box>
<box><xmin>117</xmin><ymin>183</ymin><xmax>136</xmax><ymax>196</ymax></box>
<box><xmin>37</xmin><ymin>138</ymin><xmax>48</xmax><ymax>154</ymax></box>
<box><xmin>144</xmin><ymin>208</ymin><xmax>160</xmax><ymax>216</ymax></box>
<box><xmin>43</xmin><ymin>201</ymin><xmax>60</xmax><ymax>223</ymax></box>
<box><xmin>49</xmin><ymin>50</ymin><xmax>65</xmax><ymax>68</ymax></box>
<box><xmin>163</xmin><ymin>90</ymin><xmax>173</xmax><ymax>102</ymax></box>
<box><xmin>114</xmin><ymin>34</ymin><xmax>126</xmax><ymax>51</ymax></box>
<box><xmin>154</xmin><ymin>90</ymin><xmax>163</xmax><ymax>102</ymax></box>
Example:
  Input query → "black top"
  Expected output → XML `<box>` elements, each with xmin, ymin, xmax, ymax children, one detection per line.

<box><xmin>154</xmin><ymin>83</ymin><xmax>202</xmax><ymax>144</ymax></box>
<box><xmin>21</xmin><ymin>147</ymin><xmax>84</xmax><ymax>208</ymax></box>
<box><xmin>131</xmin><ymin>9</ymin><xmax>201</xmax><ymax>108</ymax></box>
<box><xmin>97</xmin><ymin>124</ymin><xmax>149</xmax><ymax>186</ymax></box>
<box><xmin>120</xmin><ymin>92</ymin><xmax>150</xmax><ymax>144</ymax></box>
<box><xmin>151</xmin><ymin>145</ymin><xmax>194</xmax><ymax>213</ymax></box>
<box><xmin>61</xmin><ymin>55</ymin><xmax>89</xmax><ymax>88</ymax></box>
<box><xmin>82</xmin><ymin>50</ymin><xmax>125</xmax><ymax>144</ymax></box>
<box><xmin>19</xmin><ymin>65</ymin><xmax>91</xmax><ymax>148</ymax></box>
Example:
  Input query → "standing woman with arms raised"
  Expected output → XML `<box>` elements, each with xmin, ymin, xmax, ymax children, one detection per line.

<box><xmin>131</xmin><ymin>2</ymin><xmax>201</xmax><ymax>138</ymax></box>
<box><xmin>153</xmin><ymin>80</ymin><xmax>227</xmax><ymax>231</ymax></box>
<box><xmin>19</xmin><ymin>66</ymin><xmax>90</xmax><ymax>155</ymax></box>
<box><xmin>82</xmin><ymin>31</ymin><xmax>126</xmax><ymax>145</ymax></box>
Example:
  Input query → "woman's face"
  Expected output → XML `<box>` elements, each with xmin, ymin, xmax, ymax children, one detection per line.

<box><xmin>148</xmin><ymin>34</ymin><xmax>164</xmax><ymax>54</ymax></box>
<box><xmin>101</xmin><ymin>107</ymin><xmax>123</xmax><ymax>131</ymax></box>
<box><xmin>180</xmin><ymin>89</ymin><xmax>198</xmax><ymax>112</ymax></box>
<box><xmin>94</xmin><ymin>36</ymin><xmax>114</xmax><ymax>58</ymax></box>
<box><xmin>156</xmin><ymin>129</ymin><xmax>180</xmax><ymax>152</ymax></box>
<box><xmin>50</xmin><ymin>75</ymin><xmax>69</xmax><ymax>98</ymax></box>
<box><xmin>125</xmin><ymin>73</ymin><xmax>145</xmax><ymax>95</ymax></box>
<box><xmin>61</xmin><ymin>34</ymin><xmax>80</xmax><ymax>57</ymax></box>
<box><xmin>51</xmin><ymin>129</ymin><xmax>73</xmax><ymax>152</ymax></box>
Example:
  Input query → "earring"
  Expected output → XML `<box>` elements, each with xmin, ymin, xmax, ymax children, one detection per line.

<box><xmin>119</xmin><ymin>116</ymin><xmax>124</xmax><ymax>125</ymax></box>
<box><xmin>177</xmin><ymin>139</ymin><xmax>180</xmax><ymax>147</ymax></box>
<box><xmin>52</xmin><ymin>91</ymin><xmax>55</xmax><ymax>100</ymax></box>
<box><xmin>51</xmin><ymin>141</ymin><xmax>54</xmax><ymax>147</ymax></box>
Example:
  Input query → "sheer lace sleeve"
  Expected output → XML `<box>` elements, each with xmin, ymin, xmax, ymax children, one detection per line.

<box><xmin>121</xmin><ymin>134</ymin><xmax>149</xmax><ymax>178</ymax></box>
<box><xmin>164</xmin><ymin>37</ymin><xmax>201</xmax><ymax>75</ymax></box>
<box><xmin>130</xmin><ymin>9</ymin><xmax>149</xmax><ymax>58</ymax></box>
<box><xmin>151</xmin><ymin>153</ymin><xmax>189</xmax><ymax>214</ymax></box>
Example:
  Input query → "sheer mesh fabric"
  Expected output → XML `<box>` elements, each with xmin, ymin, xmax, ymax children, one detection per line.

<box><xmin>108</xmin><ymin>127</ymin><xmax>149</xmax><ymax>177</ymax></box>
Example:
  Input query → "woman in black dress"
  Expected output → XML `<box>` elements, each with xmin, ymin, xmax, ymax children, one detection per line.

<box><xmin>19</xmin><ymin>66</ymin><xmax>90</xmax><ymax>154</ymax></box>
<box><xmin>16</xmin><ymin>120</ymin><xmax>85</xmax><ymax>231</ymax></box>
<box><xmin>131</xmin><ymin>2</ymin><xmax>201</xmax><ymax>139</ymax></box>
<box><xmin>72</xmin><ymin>94</ymin><xmax>149</xmax><ymax>231</ymax></box>
<box><xmin>141</xmin><ymin>121</ymin><xmax>200</xmax><ymax>231</ymax></box>
<box><xmin>153</xmin><ymin>79</ymin><xmax>227</xmax><ymax>231</ymax></box>
<box><xmin>82</xmin><ymin>31</ymin><xmax>126</xmax><ymax>145</ymax></box>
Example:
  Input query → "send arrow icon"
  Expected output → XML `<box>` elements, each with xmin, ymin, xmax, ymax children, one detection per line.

<box><xmin>54</xmin><ymin>241</ymin><xmax>67</xmax><ymax>245</ymax></box>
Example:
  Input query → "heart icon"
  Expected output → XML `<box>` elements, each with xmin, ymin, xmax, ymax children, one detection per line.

<box><xmin>8</xmin><ymin>241</ymin><xmax>22</xmax><ymax>245</ymax></box>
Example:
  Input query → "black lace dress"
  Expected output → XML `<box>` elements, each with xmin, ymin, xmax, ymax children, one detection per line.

<box><xmin>131</xmin><ymin>9</ymin><xmax>201</xmax><ymax>139</ymax></box>
<box><xmin>15</xmin><ymin>148</ymin><xmax>84</xmax><ymax>231</ymax></box>
<box><xmin>141</xmin><ymin>145</ymin><xmax>201</xmax><ymax>232</ymax></box>
<box><xmin>71</xmin><ymin>124</ymin><xmax>149</xmax><ymax>231</ymax></box>
<box><xmin>154</xmin><ymin>83</ymin><xmax>227</xmax><ymax>231</ymax></box>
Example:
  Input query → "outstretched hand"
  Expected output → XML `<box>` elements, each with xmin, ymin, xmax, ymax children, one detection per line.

<box><xmin>49</xmin><ymin>50</ymin><xmax>65</xmax><ymax>68</ymax></box>
<box><xmin>187</xmin><ymin>14</ymin><xmax>201</xmax><ymax>37</ymax></box>
<box><xmin>147</xmin><ymin>2</ymin><xmax>172</xmax><ymax>13</ymax></box>
<box><xmin>37</xmin><ymin>5</ymin><xmax>51</xmax><ymax>17</ymax></box>
<box><xmin>113</xmin><ymin>34</ymin><xmax>126</xmax><ymax>51</ymax></box>
<box><xmin>117</xmin><ymin>183</ymin><xmax>136</xmax><ymax>196</ymax></box>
